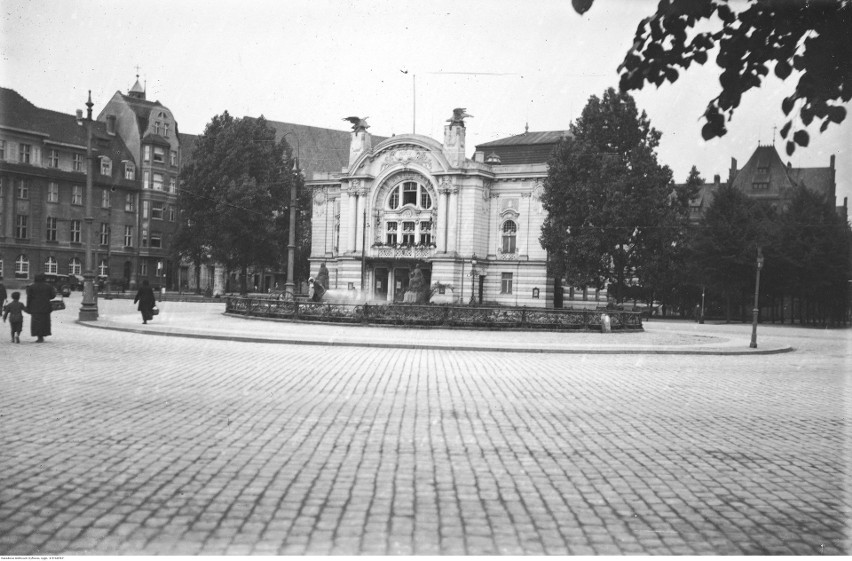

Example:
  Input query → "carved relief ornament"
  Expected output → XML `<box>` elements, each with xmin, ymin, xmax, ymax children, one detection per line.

<box><xmin>379</xmin><ymin>144</ymin><xmax>433</xmax><ymax>170</ymax></box>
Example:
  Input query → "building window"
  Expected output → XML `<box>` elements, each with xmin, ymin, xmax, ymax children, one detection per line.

<box><xmin>17</xmin><ymin>179</ymin><xmax>28</xmax><ymax>199</ymax></box>
<box><xmin>45</xmin><ymin>256</ymin><xmax>58</xmax><ymax>274</ymax></box>
<box><xmin>47</xmin><ymin>182</ymin><xmax>59</xmax><ymax>203</ymax></box>
<box><xmin>124</xmin><ymin>225</ymin><xmax>133</xmax><ymax>247</ymax></box>
<box><xmin>169</xmin><ymin>177</ymin><xmax>176</xmax><ymax>194</ymax></box>
<box><xmin>99</xmin><ymin>223</ymin><xmax>109</xmax><ymax>245</ymax></box>
<box><xmin>419</xmin><ymin>221</ymin><xmax>432</xmax><ymax>245</ymax></box>
<box><xmin>72</xmin><ymin>185</ymin><xmax>83</xmax><ymax>205</ymax></box>
<box><xmin>18</xmin><ymin>143</ymin><xmax>31</xmax><ymax>164</ymax></box>
<box><xmin>143</xmin><ymin>200</ymin><xmax>150</xmax><ymax>219</ymax></box>
<box><xmin>70</xmin><ymin>220</ymin><xmax>81</xmax><ymax>243</ymax></box>
<box><xmin>46</xmin><ymin>217</ymin><xmax>57</xmax><ymax>242</ymax></box>
<box><xmin>387</xmin><ymin>181</ymin><xmax>432</xmax><ymax>210</ymax></box>
<box><xmin>154</xmin><ymin>121</ymin><xmax>161</xmax><ymax>135</ymax></box>
<box><xmin>125</xmin><ymin>193</ymin><xmax>135</xmax><ymax>212</ymax></box>
<box><xmin>501</xmin><ymin>272</ymin><xmax>513</xmax><ymax>294</ymax></box>
<box><xmin>69</xmin><ymin>258</ymin><xmax>81</xmax><ymax>275</ymax></box>
<box><xmin>152</xmin><ymin>201</ymin><xmax>164</xmax><ymax>220</ymax></box>
<box><xmin>48</xmin><ymin>149</ymin><xmax>59</xmax><ymax>168</ymax></box>
<box><xmin>402</xmin><ymin>221</ymin><xmax>416</xmax><ymax>245</ymax></box>
<box><xmin>143</xmin><ymin>145</ymin><xmax>151</xmax><ymax>162</ymax></box>
<box><xmin>170</xmin><ymin>150</ymin><xmax>177</xmax><ymax>166</ymax></box>
<box><xmin>153</xmin><ymin>147</ymin><xmax>165</xmax><ymax>163</ymax></box>
<box><xmin>0</xmin><ymin>140</ymin><xmax>5</xmax><ymax>160</ymax></box>
<box><xmin>386</xmin><ymin>221</ymin><xmax>398</xmax><ymax>245</ymax></box>
<box><xmin>164</xmin><ymin>123</ymin><xmax>170</xmax><ymax>138</ymax></box>
<box><xmin>752</xmin><ymin>182</ymin><xmax>769</xmax><ymax>190</ymax></box>
<box><xmin>98</xmin><ymin>259</ymin><xmax>108</xmax><ymax>277</ymax></box>
<box><xmin>101</xmin><ymin>188</ymin><xmax>110</xmax><ymax>208</ymax></box>
<box><xmin>15</xmin><ymin>215</ymin><xmax>28</xmax><ymax>239</ymax></box>
<box><xmin>150</xmin><ymin>232</ymin><xmax>162</xmax><ymax>248</ymax></box>
<box><xmin>143</xmin><ymin>171</ymin><xmax>150</xmax><ymax>189</ymax></box>
<box><xmin>100</xmin><ymin>157</ymin><xmax>112</xmax><ymax>176</ymax></box>
<box><xmin>15</xmin><ymin>255</ymin><xmax>29</xmax><ymax>279</ymax></box>
<box><xmin>140</xmin><ymin>261</ymin><xmax>148</xmax><ymax>276</ymax></box>
<box><xmin>0</xmin><ymin>258</ymin><xmax>3</xmax><ymax>278</ymax></box>
<box><xmin>502</xmin><ymin>220</ymin><xmax>517</xmax><ymax>253</ymax></box>
<box><xmin>73</xmin><ymin>153</ymin><xmax>84</xmax><ymax>172</ymax></box>
<box><xmin>168</xmin><ymin>204</ymin><xmax>176</xmax><ymax>222</ymax></box>
<box><xmin>124</xmin><ymin>162</ymin><xmax>135</xmax><ymax>180</ymax></box>
<box><xmin>142</xmin><ymin>228</ymin><xmax>148</xmax><ymax>248</ymax></box>
<box><xmin>153</xmin><ymin>173</ymin><xmax>163</xmax><ymax>191</ymax></box>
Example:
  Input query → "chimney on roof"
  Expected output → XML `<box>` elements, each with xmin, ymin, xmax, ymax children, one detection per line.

<box><xmin>729</xmin><ymin>157</ymin><xmax>737</xmax><ymax>183</ymax></box>
<box><xmin>714</xmin><ymin>174</ymin><xmax>720</xmax><ymax>187</ymax></box>
<box><xmin>473</xmin><ymin>151</ymin><xmax>484</xmax><ymax>163</ymax></box>
<box><xmin>787</xmin><ymin>161</ymin><xmax>792</xmax><ymax>169</ymax></box>
<box><xmin>830</xmin><ymin>154</ymin><xmax>835</xmax><ymax>169</ymax></box>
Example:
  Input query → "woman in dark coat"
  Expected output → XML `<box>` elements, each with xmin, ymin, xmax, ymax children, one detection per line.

<box><xmin>26</xmin><ymin>273</ymin><xmax>57</xmax><ymax>342</ymax></box>
<box><xmin>134</xmin><ymin>280</ymin><xmax>156</xmax><ymax>324</ymax></box>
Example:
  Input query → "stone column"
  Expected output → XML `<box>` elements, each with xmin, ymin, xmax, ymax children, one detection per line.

<box><xmin>447</xmin><ymin>187</ymin><xmax>459</xmax><ymax>254</ymax></box>
<box><xmin>347</xmin><ymin>181</ymin><xmax>360</xmax><ymax>253</ymax></box>
<box><xmin>355</xmin><ymin>189</ymin><xmax>366</xmax><ymax>253</ymax></box>
<box><xmin>438</xmin><ymin>187</ymin><xmax>449</xmax><ymax>253</ymax></box>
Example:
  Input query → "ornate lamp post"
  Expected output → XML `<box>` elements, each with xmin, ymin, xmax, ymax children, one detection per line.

<box><xmin>749</xmin><ymin>247</ymin><xmax>765</xmax><ymax>348</ymax></box>
<box><xmin>282</xmin><ymin>131</ymin><xmax>301</xmax><ymax>299</ymax></box>
<box><xmin>469</xmin><ymin>254</ymin><xmax>478</xmax><ymax>306</ymax></box>
<box><xmin>77</xmin><ymin>91</ymin><xmax>98</xmax><ymax>321</ymax></box>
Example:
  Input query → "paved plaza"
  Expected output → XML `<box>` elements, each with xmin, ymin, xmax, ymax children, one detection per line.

<box><xmin>1</xmin><ymin>294</ymin><xmax>849</xmax><ymax>555</ymax></box>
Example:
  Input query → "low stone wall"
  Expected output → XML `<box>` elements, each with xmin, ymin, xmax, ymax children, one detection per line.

<box><xmin>225</xmin><ymin>297</ymin><xmax>643</xmax><ymax>332</ymax></box>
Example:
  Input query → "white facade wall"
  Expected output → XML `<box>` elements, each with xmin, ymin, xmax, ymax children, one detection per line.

<box><xmin>306</xmin><ymin>126</ymin><xmax>554</xmax><ymax>307</ymax></box>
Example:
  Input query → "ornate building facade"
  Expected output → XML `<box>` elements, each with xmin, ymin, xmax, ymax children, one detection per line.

<box><xmin>307</xmin><ymin>116</ymin><xmax>564</xmax><ymax>307</ymax></box>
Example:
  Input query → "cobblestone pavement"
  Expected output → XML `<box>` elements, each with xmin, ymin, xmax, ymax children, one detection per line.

<box><xmin>1</xmin><ymin>302</ymin><xmax>849</xmax><ymax>555</ymax></box>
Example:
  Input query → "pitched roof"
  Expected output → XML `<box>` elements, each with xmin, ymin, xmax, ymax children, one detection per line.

<box><xmin>475</xmin><ymin>130</ymin><xmax>571</xmax><ymax>165</ymax></box>
<box><xmin>787</xmin><ymin>166</ymin><xmax>835</xmax><ymax>200</ymax></box>
<box><xmin>262</xmin><ymin>119</ymin><xmax>387</xmax><ymax>179</ymax></box>
<box><xmin>0</xmin><ymin>87</ymin><xmax>137</xmax><ymax>185</ymax></box>
<box><xmin>730</xmin><ymin>144</ymin><xmax>797</xmax><ymax>194</ymax></box>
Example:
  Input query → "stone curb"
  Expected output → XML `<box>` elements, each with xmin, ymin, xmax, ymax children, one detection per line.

<box><xmin>77</xmin><ymin>320</ymin><xmax>794</xmax><ymax>355</ymax></box>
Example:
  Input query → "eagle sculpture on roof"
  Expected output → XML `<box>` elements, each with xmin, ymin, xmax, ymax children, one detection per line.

<box><xmin>343</xmin><ymin>116</ymin><xmax>370</xmax><ymax>132</ymax></box>
<box><xmin>447</xmin><ymin>108</ymin><xmax>473</xmax><ymax>126</ymax></box>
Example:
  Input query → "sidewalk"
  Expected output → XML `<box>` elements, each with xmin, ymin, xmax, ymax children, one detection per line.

<box><xmin>67</xmin><ymin>294</ymin><xmax>795</xmax><ymax>355</ymax></box>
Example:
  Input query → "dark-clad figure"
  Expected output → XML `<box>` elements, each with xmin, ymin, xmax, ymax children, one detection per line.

<box><xmin>0</xmin><ymin>280</ymin><xmax>7</xmax><ymax>305</ymax></box>
<box><xmin>316</xmin><ymin>263</ymin><xmax>330</xmax><ymax>291</ymax></box>
<box><xmin>134</xmin><ymin>280</ymin><xmax>157</xmax><ymax>324</ymax></box>
<box><xmin>26</xmin><ymin>273</ymin><xmax>56</xmax><ymax>343</ymax></box>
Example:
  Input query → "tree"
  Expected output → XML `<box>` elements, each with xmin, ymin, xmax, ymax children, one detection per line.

<box><xmin>540</xmin><ymin>87</ymin><xmax>676</xmax><ymax>302</ymax></box>
<box><xmin>178</xmin><ymin>112</ymin><xmax>301</xmax><ymax>294</ymax></box>
<box><xmin>689</xmin><ymin>183</ymin><xmax>769</xmax><ymax>321</ymax></box>
<box><xmin>572</xmin><ymin>0</ymin><xmax>851</xmax><ymax>155</ymax></box>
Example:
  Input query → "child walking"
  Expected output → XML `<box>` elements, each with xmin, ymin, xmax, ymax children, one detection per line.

<box><xmin>3</xmin><ymin>291</ymin><xmax>25</xmax><ymax>343</ymax></box>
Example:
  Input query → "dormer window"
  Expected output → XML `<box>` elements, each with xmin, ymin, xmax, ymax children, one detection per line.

<box><xmin>153</xmin><ymin>146</ymin><xmax>165</xmax><ymax>163</ymax></box>
<box><xmin>752</xmin><ymin>182</ymin><xmax>769</xmax><ymax>190</ymax></box>
<box><xmin>164</xmin><ymin>123</ymin><xmax>170</xmax><ymax>138</ymax></box>
<box><xmin>154</xmin><ymin>121</ymin><xmax>161</xmax><ymax>135</ymax></box>
<box><xmin>100</xmin><ymin>157</ymin><xmax>112</xmax><ymax>176</ymax></box>
<box><xmin>124</xmin><ymin>161</ymin><xmax>135</xmax><ymax>180</ymax></box>
<box><xmin>143</xmin><ymin>145</ymin><xmax>151</xmax><ymax>162</ymax></box>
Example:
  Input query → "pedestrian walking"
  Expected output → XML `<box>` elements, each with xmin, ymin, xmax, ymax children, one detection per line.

<box><xmin>26</xmin><ymin>273</ymin><xmax>57</xmax><ymax>343</ymax></box>
<box><xmin>0</xmin><ymin>280</ymin><xmax>7</xmax><ymax>305</ymax></box>
<box><xmin>134</xmin><ymin>279</ymin><xmax>156</xmax><ymax>324</ymax></box>
<box><xmin>3</xmin><ymin>291</ymin><xmax>25</xmax><ymax>343</ymax></box>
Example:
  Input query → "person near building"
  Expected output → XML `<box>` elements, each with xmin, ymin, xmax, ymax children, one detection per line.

<box><xmin>0</xmin><ymin>281</ymin><xmax>7</xmax><ymax>305</ymax></box>
<box><xmin>3</xmin><ymin>291</ymin><xmax>25</xmax><ymax>343</ymax></box>
<box><xmin>134</xmin><ymin>280</ymin><xmax>157</xmax><ymax>324</ymax></box>
<box><xmin>26</xmin><ymin>273</ymin><xmax>57</xmax><ymax>343</ymax></box>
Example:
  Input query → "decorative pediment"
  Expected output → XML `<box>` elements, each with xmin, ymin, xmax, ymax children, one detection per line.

<box><xmin>379</xmin><ymin>144</ymin><xmax>433</xmax><ymax>170</ymax></box>
<box><xmin>500</xmin><ymin>208</ymin><xmax>520</xmax><ymax>220</ymax></box>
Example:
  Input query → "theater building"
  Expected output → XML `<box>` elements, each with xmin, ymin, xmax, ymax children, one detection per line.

<box><xmin>307</xmin><ymin>115</ymin><xmax>568</xmax><ymax>307</ymax></box>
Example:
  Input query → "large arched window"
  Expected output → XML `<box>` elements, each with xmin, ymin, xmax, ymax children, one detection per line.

<box><xmin>387</xmin><ymin>181</ymin><xmax>432</xmax><ymax>210</ymax></box>
<box><xmin>44</xmin><ymin>256</ymin><xmax>58</xmax><ymax>274</ymax></box>
<box><xmin>502</xmin><ymin>221</ymin><xmax>517</xmax><ymax>253</ymax></box>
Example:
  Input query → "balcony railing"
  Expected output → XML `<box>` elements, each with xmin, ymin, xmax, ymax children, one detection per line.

<box><xmin>373</xmin><ymin>244</ymin><xmax>437</xmax><ymax>260</ymax></box>
<box><xmin>225</xmin><ymin>297</ymin><xmax>643</xmax><ymax>331</ymax></box>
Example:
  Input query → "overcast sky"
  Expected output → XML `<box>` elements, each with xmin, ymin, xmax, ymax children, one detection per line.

<box><xmin>2</xmin><ymin>0</ymin><xmax>849</xmax><ymax>206</ymax></box>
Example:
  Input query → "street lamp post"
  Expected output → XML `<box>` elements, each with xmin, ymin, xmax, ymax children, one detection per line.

<box><xmin>77</xmin><ymin>91</ymin><xmax>98</xmax><ymax>321</ymax></box>
<box><xmin>469</xmin><ymin>254</ymin><xmax>478</xmax><ymax>306</ymax></box>
<box><xmin>700</xmin><ymin>285</ymin><xmax>705</xmax><ymax>324</ymax></box>
<box><xmin>749</xmin><ymin>247</ymin><xmax>765</xmax><ymax>348</ymax></box>
<box><xmin>282</xmin><ymin>131</ymin><xmax>301</xmax><ymax>300</ymax></box>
